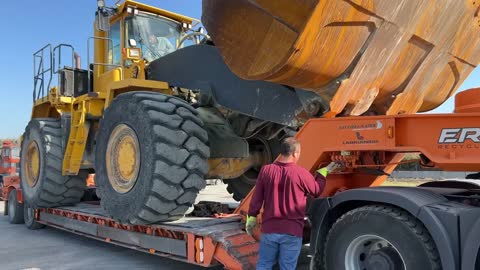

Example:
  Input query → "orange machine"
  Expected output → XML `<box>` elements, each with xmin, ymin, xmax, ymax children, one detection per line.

<box><xmin>0</xmin><ymin>140</ymin><xmax>20</xmax><ymax>179</ymax></box>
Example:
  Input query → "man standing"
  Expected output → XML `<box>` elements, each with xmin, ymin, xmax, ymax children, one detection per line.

<box><xmin>246</xmin><ymin>137</ymin><xmax>337</xmax><ymax>270</ymax></box>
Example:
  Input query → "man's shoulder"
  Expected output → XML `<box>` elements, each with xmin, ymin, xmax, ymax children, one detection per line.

<box><xmin>261</xmin><ymin>163</ymin><xmax>278</xmax><ymax>173</ymax></box>
<box><xmin>261</xmin><ymin>162</ymin><xmax>312</xmax><ymax>176</ymax></box>
<box><xmin>288</xmin><ymin>164</ymin><xmax>314</xmax><ymax>178</ymax></box>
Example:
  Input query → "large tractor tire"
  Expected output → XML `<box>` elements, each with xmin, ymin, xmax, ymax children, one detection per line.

<box><xmin>315</xmin><ymin>205</ymin><xmax>441</xmax><ymax>270</ymax></box>
<box><xmin>224</xmin><ymin>136</ymin><xmax>280</xmax><ymax>201</ymax></box>
<box><xmin>95</xmin><ymin>92</ymin><xmax>209</xmax><ymax>225</ymax></box>
<box><xmin>20</xmin><ymin>119</ymin><xmax>87</xmax><ymax>208</ymax></box>
<box><xmin>7</xmin><ymin>190</ymin><xmax>24</xmax><ymax>224</ymax></box>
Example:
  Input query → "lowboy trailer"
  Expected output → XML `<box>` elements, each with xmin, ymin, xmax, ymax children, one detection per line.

<box><xmin>6</xmin><ymin>87</ymin><xmax>480</xmax><ymax>270</ymax></box>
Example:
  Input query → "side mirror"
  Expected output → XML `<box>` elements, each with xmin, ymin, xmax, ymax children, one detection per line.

<box><xmin>96</xmin><ymin>11</ymin><xmax>110</xmax><ymax>32</ymax></box>
<box><xmin>129</xmin><ymin>39</ymin><xmax>137</xmax><ymax>48</ymax></box>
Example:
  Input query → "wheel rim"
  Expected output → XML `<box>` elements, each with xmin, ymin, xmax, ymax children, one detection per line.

<box><xmin>345</xmin><ymin>234</ymin><xmax>406</xmax><ymax>270</ymax></box>
<box><xmin>25</xmin><ymin>141</ymin><xmax>40</xmax><ymax>187</ymax></box>
<box><xmin>106</xmin><ymin>124</ymin><xmax>141</xmax><ymax>194</ymax></box>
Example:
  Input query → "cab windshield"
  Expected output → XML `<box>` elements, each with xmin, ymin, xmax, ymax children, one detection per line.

<box><xmin>127</xmin><ymin>12</ymin><xmax>182</xmax><ymax>62</ymax></box>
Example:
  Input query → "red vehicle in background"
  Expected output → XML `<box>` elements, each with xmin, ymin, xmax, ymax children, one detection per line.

<box><xmin>0</xmin><ymin>140</ymin><xmax>20</xmax><ymax>183</ymax></box>
<box><xmin>0</xmin><ymin>140</ymin><xmax>25</xmax><ymax>225</ymax></box>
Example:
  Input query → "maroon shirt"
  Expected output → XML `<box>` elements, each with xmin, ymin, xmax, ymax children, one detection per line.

<box><xmin>248</xmin><ymin>161</ymin><xmax>326</xmax><ymax>237</ymax></box>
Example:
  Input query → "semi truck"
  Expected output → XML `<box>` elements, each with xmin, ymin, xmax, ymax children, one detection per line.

<box><xmin>13</xmin><ymin>0</ymin><xmax>480</xmax><ymax>269</ymax></box>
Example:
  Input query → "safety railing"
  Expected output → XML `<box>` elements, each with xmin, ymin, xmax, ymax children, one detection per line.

<box><xmin>53</xmin><ymin>44</ymin><xmax>75</xmax><ymax>74</ymax></box>
<box><xmin>33</xmin><ymin>44</ymin><xmax>76</xmax><ymax>101</ymax></box>
<box><xmin>87</xmin><ymin>36</ymin><xmax>123</xmax><ymax>86</ymax></box>
<box><xmin>33</xmin><ymin>44</ymin><xmax>53</xmax><ymax>101</ymax></box>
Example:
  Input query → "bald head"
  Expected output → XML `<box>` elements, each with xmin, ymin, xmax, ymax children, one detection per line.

<box><xmin>279</xmin><ymin>137</ymin><xmax>301</xmax><ymax>158</ymax></box>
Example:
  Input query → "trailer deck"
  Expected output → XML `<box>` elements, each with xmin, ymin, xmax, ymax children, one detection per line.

<box><xmin>36</xmin><ymin>203</ymin><xmax>258</xmax><ymax>269</ymax></box>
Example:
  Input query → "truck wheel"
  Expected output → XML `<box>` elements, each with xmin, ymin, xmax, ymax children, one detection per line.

<box><xmin>321</xmin><ymin>205</ymin><xmax>441</xmax><ymax>270</ymax></box>
<box><xmin>20</xmin><ymin>119</ymin><xmax>87</xmax><ymax>208</ymax></box>
<box><xmin>24</xmin><ymin>203</ymin><xmax>45</xmax><ymax>230</ymax></box>
<box><xmin>7</xmin><ymin>190</ymin><xmax>24</xmax><ymax>224</ymax></box>
<box><xmin>224</xmin><ymin>136</ymin><xmax>279</xmax><ymax>201</ymax></box>
<box><xmin>95</xmin><ymin>92</ymin><xmax>209</xmax><ymax>224</ymax></box>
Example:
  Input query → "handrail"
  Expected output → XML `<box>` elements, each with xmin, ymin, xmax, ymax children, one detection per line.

<box><xmin>87</xmin><ymin>36</ymin><xmax>123</xmax><ymax>89</ymax></box>
<box><xmin>33</xmin><ymin>44</ymin><xmax>53</xmax><ymax>101</ymax></box>
<box><xmin>53</xmin><ymin>44</ymin><xmax>75</xmax><ymax>74</ymax></box>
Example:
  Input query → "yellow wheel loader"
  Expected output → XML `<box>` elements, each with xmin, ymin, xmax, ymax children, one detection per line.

<box><xmin>21</xmin><ymin>0</ymin><xmax>293</xmax><ymax>224</ymax></box>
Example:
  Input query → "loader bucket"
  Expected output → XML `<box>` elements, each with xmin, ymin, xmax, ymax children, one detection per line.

<box><xmin>202</xmin><ymin>0</ymin><xmax>480</xmax><ymax>116</ymax></box>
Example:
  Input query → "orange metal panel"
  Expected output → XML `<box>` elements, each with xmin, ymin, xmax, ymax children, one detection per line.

<box><xmin>455</xmin><ymin>88</ymin><xmax>480</xmax><ymax>113</ymax></box>
<box><xmin>187</xmin><ymin>234</ymin><xmax>195</xmax><ymax>263</ymax></box>
<box><xmin>203</xmin><ymin>237</ymin><xmax>216</xmax><ymax>266</ymax></box>
<box><xmin>395</xmin><ymin>114</ymin><xmax>480</xmax><ymax>171</ymax></box>
<box><xmin>296</xmin><ymin>116</ymin><xmax>397</xmax><ymax>169</ymax></box>
<box><xmin>213</xmin><ymin>234</ymin><xmax>259</xmax><ymax>269</ymax></box>
<box><xmin>296</xmin><ymin>113</ymin><xmax>480</xmax><ymax>173</ymax></box>
<box><xmin>214</xmin><ymin>247</ymin><xmax>244</xmax><ymax>270</ymax></box>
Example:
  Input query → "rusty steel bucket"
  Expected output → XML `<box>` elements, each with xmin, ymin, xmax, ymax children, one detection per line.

<box><xmin>202</xmin><ymin>0</ymin><xmax>480</xmax><ymax>116</ymax></box>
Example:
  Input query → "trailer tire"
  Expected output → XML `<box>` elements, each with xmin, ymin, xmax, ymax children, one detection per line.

<box><xmin>24</xmin><ymin>203</ymin><xmax>45</xmax><ymax>230</ymax></box>
<box><xmin>8</xmin><ymin>190</ymin><xmax>24</xmax><ymax>224</ymax></box>
<box><xmin>95</xmin><ymin>92</ymin><xmax>209</xmax><ymax>224</ymax></box>
<box><xmin>321</xmin><ymin>205</ymin><xmax>441</xmax><ymax>270</ymax></box>
<box><xmin>20</xmin><ymin>119</ymin><xmax>87</xmax><ymax>208</ymax></box>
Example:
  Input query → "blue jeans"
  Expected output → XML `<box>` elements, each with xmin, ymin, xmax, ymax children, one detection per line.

<box><xmin>256</xmin><ymin>233</ymin><xmax>303</xmax><ymax>270</ymax></box>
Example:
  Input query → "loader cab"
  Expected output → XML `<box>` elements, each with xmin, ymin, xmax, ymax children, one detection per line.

<box><xmin>92</xmin><ymin>0</ymin><xmax>199</xmax><ymax>90</ymax></box>
<box><xmin>105</xmin><ymin>10</ymin><xmax>184</xmax><ymax>67</ymax></box>
<box><xmin>124</xmin><ymin>11</ymin><xmax>183</xmax><ymax>62</ymax></box>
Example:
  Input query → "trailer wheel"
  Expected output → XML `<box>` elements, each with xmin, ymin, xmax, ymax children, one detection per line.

<box><xmin>95</xmin><ymin>92</ymin><xmax>209</xmax><ymax>224</ymax></box>
<box><xmin>20</xmin><ymin>119</ymin><xmax>87</xmax><ymax>208</ymax></box>
<box><xmin>7</xmin><ymin>190</ymin><xmax>24</xmax><ymax>224</ymax></box>
<box><xmin>320</xmin><ymin>205</ymin><xmax>441</xmax><ymax>270</ymax></box>
<box><xmin>24</xmin><ymin>203</ymin><xmax>45</xmax><ymax>230</ymax></box>
<box><xmin>224</xmin><ymin>136</ymin><xmax>279</xmax><ymax>201</ymax></box>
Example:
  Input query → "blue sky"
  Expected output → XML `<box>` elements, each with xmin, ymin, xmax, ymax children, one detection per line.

<box><xmin>0</xmin><ymin>0</ymin><xmax>478</xmax><ymax>138</ymax></box>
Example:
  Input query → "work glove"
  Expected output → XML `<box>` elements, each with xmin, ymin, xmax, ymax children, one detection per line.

<box><xmin>245</xmin><ymin>215</ymin><xmax>257</xmax><ymax>236</ymax></box>
<box><xmin>317</xmin><ymin>162</ymin><xmax>342</xmax><ymax>177</ymax></box>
